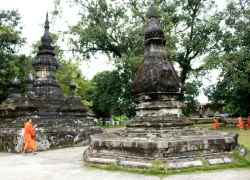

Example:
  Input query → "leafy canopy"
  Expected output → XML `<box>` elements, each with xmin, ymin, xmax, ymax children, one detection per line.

<box><xmin>0</xmin><ymin>9</ymin><xmax>32</xmax><ymax>102</ymax></box>
<box><xmin>204</xmin><ymin>0</ymin><xmax>250</xmax><ymax>116</ymax></box>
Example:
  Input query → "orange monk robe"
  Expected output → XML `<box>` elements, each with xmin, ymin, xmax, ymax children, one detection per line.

<box><xmin>247</xmin><ymin>116</ymin><xmax>250</xmax><ymax>128</ymax></box>
<box><xmin>237</xmin><ymin>117</ymin><xmax>244</xmax><ymax>130</ymax></box>
<box><xmin>214</xmin><ymin>118</ymin><xmax>219</xmax><ymax>130</ymax></box>
<box><xmin>24</xmin><ymin>122</ymin><xmax>36</xmax><ymax>150</ymax></box>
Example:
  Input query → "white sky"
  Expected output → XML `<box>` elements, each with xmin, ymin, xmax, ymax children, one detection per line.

<box><xmin>1</xmin><ymin>0</ymin><xmax>227</xmax><ymax>103</ymax></box>
<box><xmin>1</xmin><ymin>0</ymin><xmax>114</xmax><ymax>81</ymax></box>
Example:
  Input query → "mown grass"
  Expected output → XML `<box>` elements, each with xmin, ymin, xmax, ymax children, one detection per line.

<box><xmin>100</xmin><ymin>125</ymin><xmax>126</xmax><ymax>129</ymax></box>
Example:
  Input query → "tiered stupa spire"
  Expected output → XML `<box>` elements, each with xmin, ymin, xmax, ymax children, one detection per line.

<box><xmin>38</xmin><ymin>12</ymin><xmax>55</xmax><ymax>56</ymax></box>
<box><xmin>32</xmin><ymin>13</ymin><xmax>64</xmax><ymax>99</ymax></box>
<box><xmin>130</xmin><ymin>5</ymin><xmax>187</xmax><ymax>126</ymax></box>
<box><xmin>132</xmin><ymin>5</ymin><xmax>182</xmax><ymax>96</ymax></box>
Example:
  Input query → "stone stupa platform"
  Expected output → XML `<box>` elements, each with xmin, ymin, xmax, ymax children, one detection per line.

<box><xmin>84</xmin><ymin>125</ymin><xmax>239</xmax><ymax>169</ymax></box>
<box><xmin>83</xmin><ymin>5</ymin><xmax>242</xmax><ymax>169</ymax></box>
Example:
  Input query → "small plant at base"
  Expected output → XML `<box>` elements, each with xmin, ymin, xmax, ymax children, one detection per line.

<box><xmin>151</xmin><ymin>159</ymin><xmax>164</xmax><ymax>170</ymax></box>
<box><xmin>198</xmin><ymin>152</ymin><xmax>209</xmax><ymax>167</ymax></box>
<box><xmin>232</xmin><ymin>151</ymin><xmax>246</xmax><ymax>162</ymax></box>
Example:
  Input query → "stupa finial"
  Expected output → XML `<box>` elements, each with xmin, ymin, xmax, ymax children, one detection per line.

<box><xmin>144</xmin><ymin>4</ymin><xmax>164</xmax><ymax>44</ymax></box>
<box><xmin>38</xmin><ymin>12</ymin><xmax>55</xmax><ymax>55</ymax></box>
<box><xmin>149</xmin><ymin>4</ymin><xmax>157</xmax><ymax>19</ymax></box>
<box><xmin>45</xmin><ymin>11</ymin><xmax>49</xmax><ymax>29</ymax></box>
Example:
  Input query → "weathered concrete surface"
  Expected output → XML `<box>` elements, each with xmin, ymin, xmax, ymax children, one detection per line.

<box><xmin>0</xmin><ymin>146</ymin><xmax>249</xmax><ymax>180</ymax></box>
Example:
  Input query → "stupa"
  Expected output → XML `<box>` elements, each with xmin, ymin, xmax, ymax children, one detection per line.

<box><xmin>0</xmin><ymin>13</ymin><xmax>104</xmax><ymax>152</ymax></box>
<box><xmin>84</xmin><ymin>5</ymin><xmax>240</xmax><ymax>169</ymax></box>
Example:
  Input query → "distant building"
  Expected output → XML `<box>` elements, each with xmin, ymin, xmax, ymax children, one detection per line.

<box><xmin>195</xmin><ymin>102</ymin><xmax>226</xmax><ymax>118</ymax></box>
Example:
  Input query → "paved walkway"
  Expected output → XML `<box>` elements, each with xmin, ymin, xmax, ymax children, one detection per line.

<box><xmin>0</xmin><ymin>146</ymin><xmax>249</xmax><ymax>180</ymax></box>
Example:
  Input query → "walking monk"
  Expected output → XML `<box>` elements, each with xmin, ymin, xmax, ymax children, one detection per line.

<box><xmin>214</xmin><ymin>118</ymin><xmax>219</xmax><ymax>130</ymax></box>
<box><xmin>247</xmin><ymin>116</ymin><xmax>250</xmax><ymax>129</ymax></box>
<box><xmin>22</xmin><ymin>118</ymin><xmax>37</xmax><ymax>155</ymax></box>
<box><xmin>237</xmin><ymin>116</ymin><xmax>244</xmax><ymax>131</ymax></box>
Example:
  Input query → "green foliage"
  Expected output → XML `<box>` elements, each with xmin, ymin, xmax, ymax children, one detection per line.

<box><xmin>182</xmin><ymin>81</ymin><xmax>200</xmax><ymax>117</ymax></box>
<box><xmin>52</xmin><ymin>0</ymin><xmax>224</xmax><ymax>111</ymax></box>
<box><xmin>0</xmin><ymin>9</ymin><xmax>32</xmax><ymax>102</ymax></box>
<box><xmin>198</xmin><ymin>152</ymin><xmax>210</xmax><ymax>168</ymax></box>
<box><xmin>204</xmin><ymin>108</ymin><xmax>213</xmax><ymax>117</ymax></box>
<box><xmin>89</xmin><ymin>71</ymin><xmax>114</xmax><ymax>117</ymax></box>
<box><xmin>151</xmin><ymin>159</ymin><xmax>165</xmax><ymax>170</ymax></box>
<box><xmin>182</xmin><ymin>100</ymin><xmax>197</xmax><ymax>118</ymax></box>
<box><xmin>83</xmin><ymin>100</ymin><xmax>92</xmax><ymax>108</ymax></box>
<box><xmin>66</xmin><ymin>0</ymin><xmax>144</xmax><ymax>59</ymax></box>
<box><xmin>88</xmin><ymin>71</ymin><xmax>122</xmax><ymax>117</ymax></box>
<box><xmin>113</xmin><ymin>115</ymin><xmax>130</xmax><ymax>121</ymax></box>
<box><xmin>88</xmin><ymin>67</ymin><xmax>136</xmax><ymax>118</ymax></box>
<box><xmin>233</xmin><ymin>151</ymin><xmax>246</xmax><ymax>162</ymax></box>
<box><xmin>204</xmin><ymin>0</ymin><xmax>250</xmax><ymax>116</ymax></box>
<box><xmin>56</xmin><ymin>59</ymin><xmax>91</xmax><ymax>99</ymax></box>
<box><xmin>87</xmin><ymin>52</ymin><xmax>142</xmax><ymax>118</ymax></box>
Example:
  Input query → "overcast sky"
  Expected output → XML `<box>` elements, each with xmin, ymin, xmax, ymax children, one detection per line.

<box><xmin>2</xmin><ymin>0</ymin><xmax>114</xmax><ymax>81</ymax></box>
<box><xmin>2</xmin><ymin>0</ymin><xmax>227</xmax><ymax>103</ymax></box>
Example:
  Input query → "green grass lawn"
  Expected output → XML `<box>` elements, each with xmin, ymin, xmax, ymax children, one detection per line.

<box><xmin>100</xmin><ymin>125</ymin><xmax>126</xmax><ymax>129</ymax></box>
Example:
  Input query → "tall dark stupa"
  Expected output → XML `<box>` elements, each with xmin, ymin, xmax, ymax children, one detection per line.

<box><xmin>32</xmin><ymin>13</ymin><xmax>65</xmax><ymax>100</ymax></box>
<box><xmin>129</xmin><ymin>5</ymin><xmax>190</xmax><ymax>127</ymax></box>
<box><xmin>83</xmin><ymin>5</ymin><xmax>240</xmax><ymax>169</ymax></box>
<box><xmin>0</xmin><ymin>13</ymin><xmax>104</xmax><ymax>152</ymax></box>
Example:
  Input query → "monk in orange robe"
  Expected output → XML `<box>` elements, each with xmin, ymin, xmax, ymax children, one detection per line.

<box><xmin>237</xmin><ymin>116</ymin><xmax>244</xmax><ymax>130</ymax></box>
<box><xmin>214</xmin><ymin>118</ymin><xmax>219</xmax><ymax>130</ymax></box>
<box><xmin>22</xmin><ymin>118</ymin><xmax>37</xmax><ymax>155</ymax></box>
<box><xmin>247</xmin><ymin>116</ymin><xmax>250</xmax><ymax>129</ymax></box>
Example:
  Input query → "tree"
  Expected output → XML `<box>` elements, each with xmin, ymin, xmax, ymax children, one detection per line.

<box><xmin>0</xmin><ymin>9</ymin><xmax>32</xmax><ymax>102</ymax></box>
<box><xmin>89</xmin><ymin>71</ymin><xmax>117</xmax><ymax>117</ymax></box>
<box><xmin>88</xmin><ymin>66</ymin><xmax>136</xmax><ymax>118</ymax></box>
<box><xmin>56</xmin><ymin>59</ymin><xmax>92</xmax><ymax>100</ymax></box>
<box><xmin>53</xmin><ymin>0</ymin><xmax>224</xmax><ymax>117</ymax></box>
<box><xmin>204</xmin><ymin>0</ymin><xmax>250</xmax><ymax>116</ymax></box>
